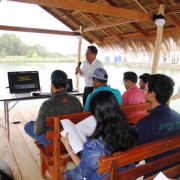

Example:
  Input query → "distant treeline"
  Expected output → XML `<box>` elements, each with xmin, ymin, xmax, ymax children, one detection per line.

<box><xmin>0</xmin><ymin>33</ymin><xmax>85</xmax><ymax>59</ymax></box>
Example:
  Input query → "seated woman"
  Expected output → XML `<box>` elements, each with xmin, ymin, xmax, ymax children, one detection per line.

<box><xmin>61</xmin><ymin>91</ymin><xmax>138</xmax><ymax>180</ymax></box>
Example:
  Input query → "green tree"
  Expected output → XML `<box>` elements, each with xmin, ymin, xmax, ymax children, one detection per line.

<box><xmin>0</xmin><ymin>33</ymin><xmax>26</xmax><ymax>56</ymax></box>
<box><xmin>27</xmin><ymin>49</ymin><xmax>38</xmax><ymax>58</ymax></box>
<box><xmin>33</xmin><ymin>44</ymin><xmax>47</xmax><ymax>57</ymax></box>
<box><xmin>0</xmin><ymin>50</ymin><xmax>6</xmax><ymax>58</ymax></box>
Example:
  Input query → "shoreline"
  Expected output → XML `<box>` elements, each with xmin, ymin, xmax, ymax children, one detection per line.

<box><xmin>0</xmin><ymin>57</ymin><xmax>180</xmax><ymax>70</ymax></box>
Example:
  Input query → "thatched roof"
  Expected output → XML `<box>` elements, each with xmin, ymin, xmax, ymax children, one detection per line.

<box><xmin>2</xmin><ymin>0</ymin><xmax>180</xmax><ymax>56</ymax></box>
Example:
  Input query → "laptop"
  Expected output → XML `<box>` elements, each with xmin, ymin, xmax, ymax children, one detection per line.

<box><xmin>67</xmin><ymin>79</ymin><xmax>78</xmax><ymax>92</ymax></box>
<box><xmin>8</xmin><ymin>71</ymin><xmax>40</xmax><ymax>94</ymax></box>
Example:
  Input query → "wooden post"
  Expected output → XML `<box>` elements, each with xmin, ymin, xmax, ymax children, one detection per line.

<box><xmin>76</xmin><ymin>26</ymin><xmax>82</xmax><ymax>88</ymax></box>
<box><xmin>151</xmin><ymin>4</ymin><xmax>166</xmax><ymax>74</ymax></box>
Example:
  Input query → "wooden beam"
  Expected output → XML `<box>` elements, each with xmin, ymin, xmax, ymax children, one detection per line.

<box><xmin>93</xmin><ymin>27</ymin><xmax>180</xmax><ymax>43</ymax></box>
<box><xmin>168</xmin><ymin>14</ymin><xmax>180</xmax><ymax>30</ymax></box>
<box><xmin>165</xmin><ymin>5</ymin><xmax>180</xmax><ymax>15</ymax></box>
<box><xmin>83</xmin><ymin>19</ymin><xmax>137</xmax><ymax>32</ymax></box>
<box><xmin>151</xmin><ymin>4</ymin><xmax>166</xmax><ymax>74</ymax></box>
<box><xmin>130</xmin><ymin>22</ymin><xmax>147</xmax><ymax>37</ymax></box>
<box><xmin>0</xmin><ymin>25</ymin><xmax>76</xmax><ymax>36</ymax></box>
<box><xmin>105</xmin><ymin>0</ymin><xmax>118</xmax><ymax>7</ymax></box>
<box><xmin>87</xmin><ymin>13</ymin><xmax>121</xmax><ymax>41</ymax></box>
<box><xmin>41</xmin><ymin>6</ymin><xmax>93</xmax><ymax>44</ymax></box>
<box><xmin>9</xmin><ymin>0</ymin><xmax>153</xmax><ymax>22</ymax></box>
<box><xmin>57</xmin><ymin>9</ymin><xmax>102</xmax><ymax>43</ymax></box>
<box><xmin>169</xmin><ymin>0</ymin><xmax>177</xmax><ymax>6</ymax></box>
<box><xmin>133</xmin><ymin>0</ymin><xmax>148</xmax><ymax>13</ymax></box>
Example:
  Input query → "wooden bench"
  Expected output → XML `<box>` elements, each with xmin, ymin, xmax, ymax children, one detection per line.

<box><xmin>35</xmin><ymin>102</ymin><xmax>151</xmax><ymax>180</ymax></box>
<box><xmin>98</xmin><ymin>133</ymin><xmax>180</xmax><ymax>180</ymax></box>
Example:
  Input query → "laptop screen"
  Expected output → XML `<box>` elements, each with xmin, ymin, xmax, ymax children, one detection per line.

<box><xmin>8</xmin><ymin>71</ymin><xmax>40</xmax><ymax>94</ymax></box>
<box><xmin>67</xmin><ymin>79</ymin><xmax>73</xmax><ymax>92</ymax></box>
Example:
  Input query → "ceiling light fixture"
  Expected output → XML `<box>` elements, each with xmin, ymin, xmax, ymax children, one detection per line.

<box><xmin>75</xmin><ymin>32</ymin><xmax>82</xmax><ymax>40</ymax></box>
<box><xmin>153</xmin><ymin>14</ymin><xmax>166</xmax><ymax>27</ymax></box>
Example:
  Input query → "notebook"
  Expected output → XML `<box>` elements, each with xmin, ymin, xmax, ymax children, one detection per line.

<box><xmin>67</xmin><ymin>79</ymin><xmax>78</xmax><ymax>92</ymax></box>
<box><xmin>8</xmin><ymin>71</ymin><xmax>40</xmax><ymax>94</ymax></box>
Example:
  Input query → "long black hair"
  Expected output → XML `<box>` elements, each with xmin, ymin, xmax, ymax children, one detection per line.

<box><xmin>89</xmin><ymin>91</ymin><xmax>138</xmax><ymax>154</ymax></box>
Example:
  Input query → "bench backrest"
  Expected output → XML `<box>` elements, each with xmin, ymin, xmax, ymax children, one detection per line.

<box><xmin>45</xmin><ymin>102</ymin><xmax>151</xmax><ymax>153</ymax></box>
<box><xmin>98</xmin><ymin>133</ymin><xmax>180</xmax><ymax>180</ymax></box>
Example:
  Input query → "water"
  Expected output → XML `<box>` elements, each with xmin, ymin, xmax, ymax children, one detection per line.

<box><xmin>0</xmin><ymin>63</ymin><xmax>179</xmax><ymax>113</ymax></box>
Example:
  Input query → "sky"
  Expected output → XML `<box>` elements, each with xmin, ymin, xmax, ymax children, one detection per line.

<box><xmin>0</xmin><ymin>0</ymin><xmax>92</xmax><ymax>55</ymax></box>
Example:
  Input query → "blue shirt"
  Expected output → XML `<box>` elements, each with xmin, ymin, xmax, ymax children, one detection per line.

<box><xmin>84</xmin><ymin>85</ymin><xmax>122</xmax><ymax>111</ymax></box>
<box><xmin>76</xmin><ymin>138</ymin><xmax>134</xmax><ymax>180</ymax></box>
<box><xmin>136</xmin><ymin>104</ymin><xmax>180</xmax><ymax>177</ymax></box>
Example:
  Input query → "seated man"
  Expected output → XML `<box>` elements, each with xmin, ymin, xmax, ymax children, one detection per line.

<box><xmin>84</xmin><ymin>68</ymin><xmax>122</xmax><ymax>111</ymax></box>
<box><xmin>122</xmin><ymin>71</ymin><xmax>146</xmax><ymax>116</ymax></box>
<box><xmin>24</xmin><ymin>70</ymin><xmax>83</xmax><ymax>146</ymax></box>
<box><xmin>138</xmin><ymin>73</ymin><xmax>150</xmax><ymax>90</ymax></box>
<box><xmin>136</xmin><ymin>74</ymin><xmax>180</xmax><ymax>178</ymax></box>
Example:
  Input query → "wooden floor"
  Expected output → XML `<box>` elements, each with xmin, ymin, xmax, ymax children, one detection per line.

<box><xmin>0</xmin><ymin>107</ymin><xmax>52</xmax><ymax>180</ymax></box>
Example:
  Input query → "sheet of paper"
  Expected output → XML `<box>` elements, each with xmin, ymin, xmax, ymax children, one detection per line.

<box><xmin>75</xmin><ymin>115</ymin><xmax>96</xmax><ymax>142</ymax></box>
<box><xmin>153</xmin><ymin>172</ymin><xmax>169</xmax><ymax>180</ymax></box>
<box><xmin>61</xmin><ymin>119</ymin><xmax>84</xmax><ymax>154</ymax></box>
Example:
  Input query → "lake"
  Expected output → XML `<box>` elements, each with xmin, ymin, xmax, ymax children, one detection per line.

<box><xmin>0</xmin><ymin>63</ymin><xmax>179</xmax><ymax>113</ymax></box>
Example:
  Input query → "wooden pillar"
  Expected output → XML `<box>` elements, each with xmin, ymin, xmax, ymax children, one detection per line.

<box><xmin>151</xmin><ymin>4</ymin><xmax>166</xmax><ymax>74</ymax></box>
<box><xmin>76</xmin><ymin>26</ymin><xmax>82</xmax><ymax>88</ymax></box>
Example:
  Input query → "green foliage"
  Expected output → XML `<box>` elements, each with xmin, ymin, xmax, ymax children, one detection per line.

<box><xmin>0</xmin><ymin>50</ymin><xmax>6</xmax><ymax>58</ymax></box>
<box><xmin>0</xmin><ymin>33</ymin><xmax>79</xmax><ymax>59</ymax></box>
<box><xmin>27</xmin><ymin>49</ymin><xmax>38</xmax><ymax>58</ymax></box>
<box><xmin>0</xmin><ymin>33</ymin><xmax>26</xmax><ymax>56</ymax></box>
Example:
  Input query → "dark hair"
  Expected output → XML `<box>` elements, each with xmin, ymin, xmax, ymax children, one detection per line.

<box><xmin>147</xmin><ymin>74</ymin><xmax>174</xmax><ymax>104</ymax></box>
<box><xmin>123</xmin><ymin>71</ymin><xmax>137</xmax><ymax>83</ymax></box>
<box><xmin>89</xmin><ymin>91</ymin><xmax>138</xmax><ymax>154</ymax></box>
<box><xmin>97</xmin><ymin>79</ymin><xmax>108</xmax><ymax>84</ymax></box>
<box><xmin>88</xmin><ymin>46</ymin><xmax>98</xmax><ymax>55</ymax></box>
<box><xmin>139</xmin><ymin>73</ymin><xmax>150</xmax><ymax>83</ymax></box>
<box><xmin>52</xmin><ymin>82</ymin><xmax>67</xmax><ymax>89</ymax></box>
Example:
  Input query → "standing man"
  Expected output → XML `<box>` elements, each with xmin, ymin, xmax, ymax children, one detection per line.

<box><xmin>76</xmin><ymin>46</ymin><xmax>103</xmax><ymax>106</ymax></box>
<box><xmin>136</xmin><ymin>74</ymin><xmax>180</xmax><ymax>178</ymax></box>
<box><xmin>84</xmin><ymin>68</ymin><xmax>122</xmax><ymax>111</ymax></box>
<box><xmin>138</xmin><ymin>73</ymin><xmax>150</xmax><ymax>90</ymax></box>
<box><xmin>24</xmin><ymin>70</ymin><xmax>83</xmax><ymax>146</ymax></box>
<box><xmin>122</xmin><ymin>71</ymin><xmax>146</xmax><ymax>116</ymax></box>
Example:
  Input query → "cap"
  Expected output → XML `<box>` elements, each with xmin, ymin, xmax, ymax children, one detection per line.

<box><xmin>51</xmin><ymin>70</ymin><xmax>68</xmax><ymax>84</ymax></box>
<box><xmin>89</xmin><ymin>68</ymin><xmax>108</xmax><ymax>80</ymax></box>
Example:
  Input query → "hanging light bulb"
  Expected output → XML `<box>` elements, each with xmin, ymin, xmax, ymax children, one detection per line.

<box><xmin>153</xmin><ymin>14</ymin><xmax>166</xmax><ymax>27</ymax></box>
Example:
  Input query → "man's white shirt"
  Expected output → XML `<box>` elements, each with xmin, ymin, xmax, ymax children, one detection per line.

<box><xmin>80</xmin><ymin>59</ymin><xmax>104</xmax><ymax>87</ymax></box>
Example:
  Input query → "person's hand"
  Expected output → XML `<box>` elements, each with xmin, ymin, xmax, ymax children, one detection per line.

<box><xmin>61</xmin><ymin>133</ymin><xmax>71</xmax><ymax>151</ymax></box>
<box><xmin>75</xmin><ymin>67</ymin><xmax>82</xmax><ymax>75</ymax></box>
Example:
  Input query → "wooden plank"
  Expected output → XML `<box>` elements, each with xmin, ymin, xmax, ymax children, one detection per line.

<box><xmin>8</xmin><ymin>109</ymin><xmax>49</xmax><ymax>180</ymax></box>
<box><xmin>83</xmin><ymin>19</ymin><xmax>137</xmax><ymax>32</ymax></box>
<box><xmin>17</xmin><ymin>108</ymin><xmax>36</xmax><ymax>121</ymax></box>
<box><xmin>10</xmin><ymin>0</ymin><xmax>153</xmax><ymax>21</ymax></box>
<box><xmin>0</xmin><ymin>25</ymin><xmax>76</xmax><ymax>36</ymax></box>
<box><xmin>0</xmin><ymin>110</ymin><xmax>23</xmax><ymax>180</ymax></box>
<box><xmin>27</xmin><ymin>107</ymin><xmax>39</xmax><ymax>118</ymax></box>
